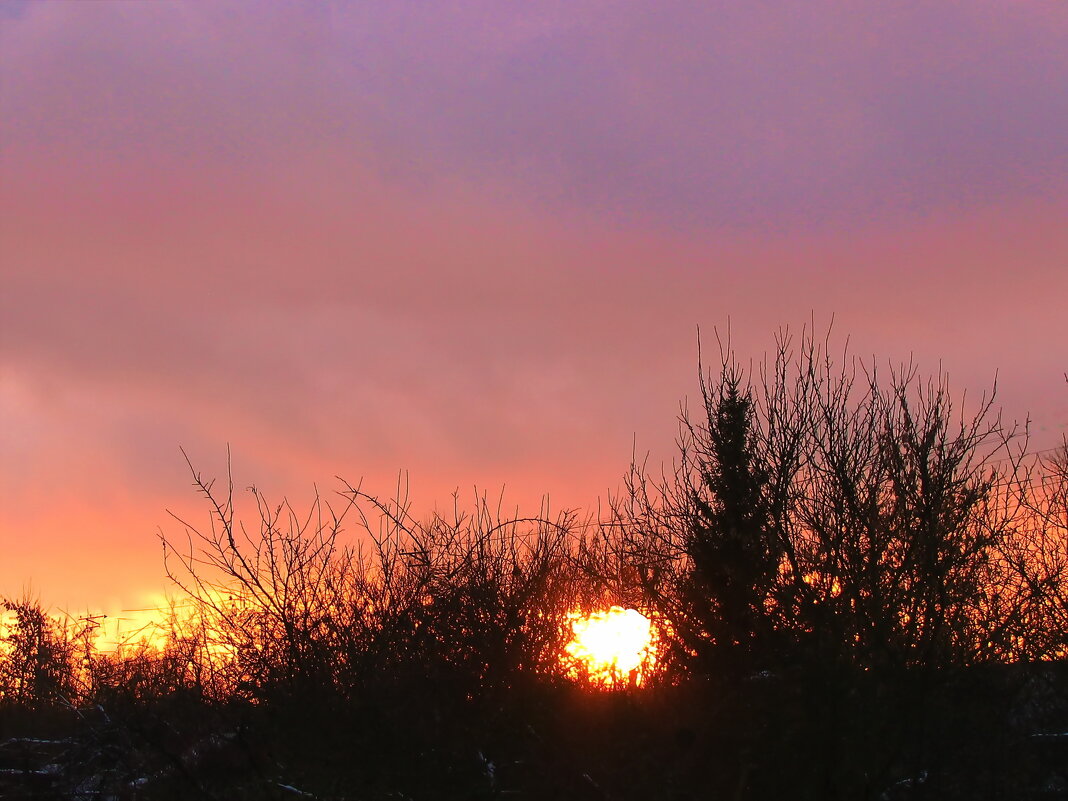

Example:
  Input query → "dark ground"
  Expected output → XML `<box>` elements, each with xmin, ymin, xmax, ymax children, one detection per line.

<box><xmin>2</xmin><ymin>661</ymin><xmax>1067</xmax><ymax>801</ymax></box>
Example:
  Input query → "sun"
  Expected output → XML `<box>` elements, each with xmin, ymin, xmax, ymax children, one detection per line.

<box><xmin>564</xmin><ymin>606</ymin><xmax>657</xmax><ymax>687</ymax></box>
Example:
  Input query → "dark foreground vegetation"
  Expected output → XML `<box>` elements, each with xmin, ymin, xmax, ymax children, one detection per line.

<box><xmin>3</xmin><ymin>330</ymin><xmax>1067</xmax><ymax>800</ymax></box>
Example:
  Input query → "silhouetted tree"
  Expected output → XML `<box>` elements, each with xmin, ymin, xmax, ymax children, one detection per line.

<box><xmin>0</xmin><ymin>596</ymin><xmax>78</xmax><ymax>707</ymax></box>
<box><xmin>600</xmin><ymin>326</ymin><xmax>1025</xmax><ymax>676</ymax></box>
<box><xmin>1004</xmin><ymin>441</ymin><xmax>1068</xmax><ymax>661</ymax></box>
<box><xmin>676</xmin><ymin>363</ymin><xmax>782</xmax><ymax>675</ymax></box>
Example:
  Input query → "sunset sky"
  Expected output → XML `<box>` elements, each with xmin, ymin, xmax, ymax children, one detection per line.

<box><xmin>2</xmin><ymin>1</ymin><xmax>1066</xmax><ymax>618</ymax></box>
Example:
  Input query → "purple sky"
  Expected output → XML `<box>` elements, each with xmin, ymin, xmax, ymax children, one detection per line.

<box><xmin>1</xmin><ymin>1</ymin><xmax>1066</xmax><ymax>613</ymax></box>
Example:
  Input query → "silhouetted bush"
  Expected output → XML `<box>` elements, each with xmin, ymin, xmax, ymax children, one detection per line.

<box><xmin>159</xmin><ymin>461</ymin><xmax>585</xmax><ymax>709</ymax></box>
<box><xmin>592</xmin><ymin>328</ymin><xmax>1036</xmax><ymax>679</ymax></box>
<box><xmin>1004</xmin><ymin>447</ymin><xmax>1068</xmax><ymax>660</ymax></box>
<box><xmin>0</xmin><ymin>596</ymin><xmax>81</xmax><ymax>708</ymax></box>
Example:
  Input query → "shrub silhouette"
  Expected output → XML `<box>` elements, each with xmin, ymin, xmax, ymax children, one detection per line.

<box><xmin>160</xmin><ymin>460</ymin><xmax>585</xmax><ymax>708</ymax></box>
<box><xmin>0</xmin><ymin>596</ymin><xmax>79</xmax><ymax>707</ymax></box>
<box><xmin>1004</xmin><ymin>444</ymin><xmax>1068</xmax><ymax>660</ymax></box>
<box><xmin>595</xmin><ymin>327</ymin><xmax>1031</xmax><ymax>678</ymax></box>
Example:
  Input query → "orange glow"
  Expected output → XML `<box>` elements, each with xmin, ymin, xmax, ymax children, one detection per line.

<box><xmin>564</xmin><ymin>606</ymin><xmax>657</xmax><ymax>687</ymax></box>
<box><xmin>86</xmin><ymin>594</ymin><xmax>238</xmax><ymax>669</ymax></box>
<box><xmin>802</xmin><ymin>571</ymin><xmax>842</xmax><ymax>598</ymax></box>
<box><xmin>91</xmin><ymin>597</ymin><xmax>175</xmax><ymax>653</ymax></box>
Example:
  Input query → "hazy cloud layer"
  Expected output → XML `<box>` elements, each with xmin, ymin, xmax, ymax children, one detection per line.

<box><xmin>2</xmin><ymin>0</ymin><xmax>1066</xmax><ymax>610</ymax></box>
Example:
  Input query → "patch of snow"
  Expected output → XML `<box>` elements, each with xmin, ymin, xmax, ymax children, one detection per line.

<box><xmin>277</xmin><ymin>782</ymin><xmax>314</xmax><ymax>797</ymax></box>
<box><xmin>0</xmin><ymin>737</ymin><xmax>73</xmax><ymax>745</ymax></box>
<box><xmin>879</xmin><ymin>770</ymin><xmax>928</xmax><ymax>800</ymax></box>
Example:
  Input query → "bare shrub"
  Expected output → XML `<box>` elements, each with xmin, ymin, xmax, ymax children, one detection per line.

<box><xmin>0</xmin><ymin>596</ymin><xmax>81</xmax><ymax>707</ymax></box>
<box><xmin>592</xmin><ymin>327</ymin><xmax>1029</xmax><ymax>676</ymax></box>
<box><xmin>160</xmin><ymin>453</ymin><xmax>585</xmax><ymax>705</ymax></box>
<box><xmin>1003</xmin><ymin>443</ymin><xmax>1068</xmax><ymax>661</ymax></box>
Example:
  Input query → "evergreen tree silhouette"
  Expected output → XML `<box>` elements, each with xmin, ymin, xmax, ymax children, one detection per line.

<box><xmin>682</xmin><ymin>370</ymin><xmax>781</xmax><ymax>674</ymax></box>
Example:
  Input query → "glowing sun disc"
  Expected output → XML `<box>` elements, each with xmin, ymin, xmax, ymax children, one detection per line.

<box><xmin>565</xmin><ymin>606</ymin><xmax>656</xmax><ymax>686</ymax></box>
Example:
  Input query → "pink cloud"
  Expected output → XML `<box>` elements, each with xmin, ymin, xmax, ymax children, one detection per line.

<box><xmin>1</xmin><ymin>0</ymin><xmax>1065</xmax><ymax>611</ymax></box>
